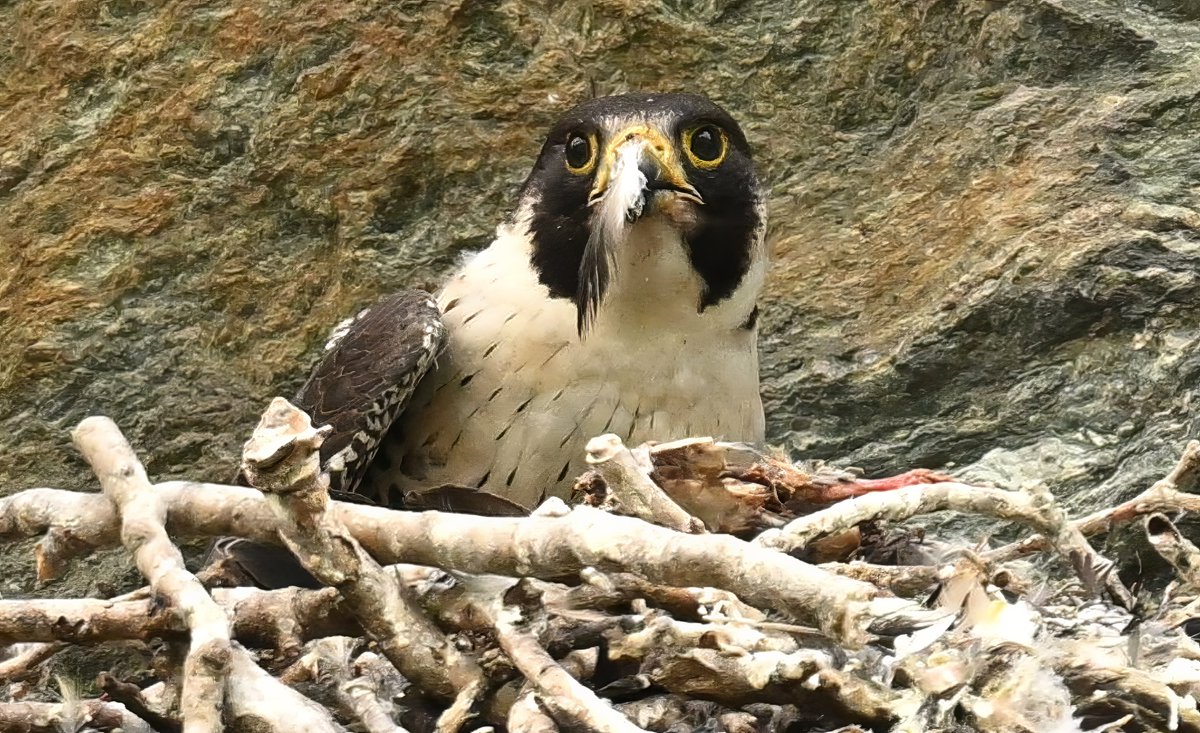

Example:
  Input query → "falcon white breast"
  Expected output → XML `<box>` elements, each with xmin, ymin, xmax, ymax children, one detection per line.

<box><xmin>355</xmin><ymin>92</ymin><xmax>769</xmax><ymax>508</ymax></box>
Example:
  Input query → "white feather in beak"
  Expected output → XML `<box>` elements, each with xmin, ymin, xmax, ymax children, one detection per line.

<box><xmin>577</xmin><ymin>139</ymin><xmax>649</xmax><ymax>333</ymax></box>
<box><xmin>591</xmin><ymin>138</ymin><xmax>649</xmax><ymax>230</ymax></box>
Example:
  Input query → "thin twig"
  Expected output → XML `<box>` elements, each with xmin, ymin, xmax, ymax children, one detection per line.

<box><xmin>0</xmin><ymin>642</ymin><xmax>64</xmax><ymax>682</ymax></box>
<box><xmin>97</xmin><ymin>672</ymin><xmax>182</xmax><ymax>733</ymax></box>
<box><xmin>987</xmin><ymin>440</ymin><xmax>1200</xmax><ymax>562</ymax></box>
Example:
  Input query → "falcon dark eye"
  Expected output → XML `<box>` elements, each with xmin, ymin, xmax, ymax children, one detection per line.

<box><xmin>684</xmin><ymin>124</ymin><xmax>728</xmax><ymax>169</ymax></box>
<box><xmin>564</xmin><ymin>132</ymin><xmax>596</xmax><ymax>174</ymax></box>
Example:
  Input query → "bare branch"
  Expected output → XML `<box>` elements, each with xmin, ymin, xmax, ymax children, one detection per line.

<box><xmin>755</xmin><ymin>480</ymin><xmax>1134</xmax><ymax>608</ymax></box>
<box><xmin>755</xmin><ymin>482</ymin><xmax>1047</xmax><ymax>552</ymax></box>
<box><xmin>97</xmin><ymin>672</ymin><xmax>182</xmax><ymax>733</ymax></box>
<box><xmin>507</xmin><ymin>686</ymin><xmax>560</xmax><ymax>733</ymax></box>
<box><xmin>608</xmin><ymin>613</ymin><xmax>899</xmax><ymax>726</ymax></box>
<box><xmin>1054</xmin><ymin>652</ymin><xmax>1200</xmax><ymax>732</ymax></box>
<box><xmin>987</xmin><ymin>440</ymin><xmax>1200</xmax><ymax>562</ymax></box>
<box><xmin>0</xmin><ymin>587</ymin><xmax>358</xmax><ymax>652</ymax></box>
<box><xmin>0</xmin><ymin>699</ymin><xmax>154</xmax><ymax>733</ymax></box>
<box><xmin>0</xmin><ymin>483</ymin><xmax>910</xmax><ymax>646</ymax></box>
<box><xmin>224</xmin><ymin>643</ymin><xmax>346</xmax><ymax>732</ymax></box>
<box><xmin>340</xmin><ymin>651</ymin><xmax>413</xmax><ymax>733</ymax></box>
<box><xmin>71</xmin><ymin>416</ymin><xmax>230</xmax><ymax>733</ymax></box>
<box><xmin>0</xmin><ymin>642</ymin><xmax>64</xmax><ymax>681</ymax></box>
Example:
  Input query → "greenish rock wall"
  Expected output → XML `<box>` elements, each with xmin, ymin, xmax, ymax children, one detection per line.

<box><xmin>3</xmin><ymin>0</ymin><xmax>1200</xmax><ymax>596</ymax></box>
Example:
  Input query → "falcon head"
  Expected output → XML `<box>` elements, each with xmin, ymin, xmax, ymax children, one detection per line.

<box><xmin>516</xmin><ymin>92</ymin><xmax>766</xmax><ymax>334</ymax></box>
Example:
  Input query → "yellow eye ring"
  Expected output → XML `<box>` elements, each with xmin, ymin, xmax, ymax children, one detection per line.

<box><xmin>564</xmin><ymin>131</ymin><xmax>598</xmax><ymax>175</ymax></box>
<box><xmin>682</xmin><ymin>124</ymin><xmax>728</xmax><ymax>169</ymax></box>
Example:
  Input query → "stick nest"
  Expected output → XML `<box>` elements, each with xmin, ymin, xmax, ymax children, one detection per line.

<box><xmin>2</xmin><ymin>400</ymin><xmax>1200</xmax><ymax>733</ymax></box>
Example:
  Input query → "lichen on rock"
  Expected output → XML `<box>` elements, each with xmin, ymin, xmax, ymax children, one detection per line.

<box><xmin>2</xmin><ymin>0</ymin><xmax>1199</xmax><ymax>591</ymax></box>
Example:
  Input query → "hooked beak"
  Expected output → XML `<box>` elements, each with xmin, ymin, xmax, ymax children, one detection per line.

<box><xmin>577</xmin><ymin>125</ymin><xmax>704</xmax><ymax>336</ymax></box>
<box><xmin>587</xmin><ymin>124</ymin><xmax>704</xmax><ymax>217</ymax></box>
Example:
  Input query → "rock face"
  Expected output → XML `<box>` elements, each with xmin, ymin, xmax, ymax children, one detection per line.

<box><xmin>3</xmin><ymin>0</ymin><xmax>1200</xmax><ymax>586</ymax></box>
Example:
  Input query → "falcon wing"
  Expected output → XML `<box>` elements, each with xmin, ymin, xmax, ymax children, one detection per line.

<box><xmin>209</xmin><ymin>291</ymin><xmax>445</xmax><ymax>589</ymax></box>
<box><xmin>294</xmin><ymin>290</ymin><xmax>447</xmax><ymax>499</ymax></box>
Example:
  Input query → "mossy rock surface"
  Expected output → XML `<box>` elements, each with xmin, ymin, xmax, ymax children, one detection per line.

<box><xmin>3</xmin><ymin>0</ymin><xmax>1199</xmax><ymax>619</ymax></box>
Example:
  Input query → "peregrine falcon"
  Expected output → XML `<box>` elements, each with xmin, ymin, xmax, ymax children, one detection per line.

<box><xmin>316</xmin><ymin>91</ymin><xmax>768</xmax><ymax>511</ymax></box>
<box><xmin>215</xmin><ymin>93</ymin><xmax>766</xmax><ymax>585</ymax></box>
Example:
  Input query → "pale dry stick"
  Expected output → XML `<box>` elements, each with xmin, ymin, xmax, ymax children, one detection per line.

<box><xmin>224</xmin><ymin>643</ymin><xmax>346</xmax><ymax>732</ymax></box>
<box><xmin>241</xmin><ymin>398</ymin><xmax>484</xmax><ymax>733</ymax></box>
<box><xmin>0</xmin><ymin>482</ymin><xmax>298</xmax><ymax>584</ymax></box>
<box><xmin>0</xmin><ymin>571</ymin><xmax>723</xmax><ymax>654</ymax></box>
<box><xmin>561</xmin><ymin>568</ymin><xmax>764</xmax><ymax>621</ymax></box>
<box><xmin>1144</xmin><ymin>513</ymin><xmax>1200</xmax><ymax>590</ymax></box>
<box><xmin>755</xmin><ymin>482</ymin><xmax>1050</xmax><ymax>552</ymax></box>
<box><xmin>0</xmin><ymin>597</ymin><xmax>179</xmax><ymax>644</ymax></box>
<box><xmin>0</xmin><ymin>586</ymin><xmax>355</xmax><ymax>651</ymax></box>
<box><xmin>755</xmin><ymin>480</ymin><xmax>1135</xmax><ymax>608</ymax></box>
<box><xmin>0</xmin><ymin>588</ymin><xmax>156</xmax><ymax>679</ymax></box>
<box><xmin>0</xmin><ymin>699</ymin><xmax>154</xmax><ymax>733</ymax></box>
<box><xmin>1021</xmin><ymin>481</ymin><xmax>1135</xmax><ymax>609</ymax></box>
<box><xmin>341</xmin><ymin>675</ymin><xmax>409</xmax><ymax>733</ymax></box>
<box><xmin>491</xmin><ymin>604</ymin><xmax>649</xmax><ymax>733</ymax></box>
<box><xmin>284</xmin><ymin>640</ymin><xmax>411</xmax><ymax>733</ymax></box>
<box><xmin>507</xmin><ymin>685</ymin><xmax>560</xmax><ymax>733</ymax></box>
<box><xmin>1090</xmin><ymin>715</ymin><xmax>1135</xmax><ymax>732</ymax></box>
<box><xmin>586</xmin><ymin>433</ymin><xmax>704</xmax><ymax>533</ymax></box>
<box><xmin>988</xmin><ymin>440</ymin><xmax>1200</xmax><ymax>563</ymax></box>
<box><xmin>0</xmin><ymin>641</ymin><xmax>63</xmax><ymax>681</ymax></box>
<box><xmin>71</xmin><ymin>416</ymin><xmax>229</xmax><ymax>733</ymax></box>
<box><xmin>275</xmin><ymin>636</ymin><xmax>354</xmax><ymax>686</ymax></box>
<box><xmin>0</xmin><ymin>483</ymin><xmax>916</xmax><ymax>646</ymax></box>
<box><xmin>211</xmin><ymin>585</ymin><xmax>354</xmax><ymax>653</ymax></box>
<box><xmin>611</xmin><ymin>620</ymin><xmax>900</xmax><ymax>727</ymax></box>
<box><xmin>340</xmin><ymin>651</ymin><xmax>412</xmax><ymax>733</ymax></box>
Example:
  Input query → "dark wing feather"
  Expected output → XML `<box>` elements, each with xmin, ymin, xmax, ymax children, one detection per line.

<box><xmin>294</xmin><ymin>290</ymin><xmax>446</xmax><ymax>499</ymax></box>
<box><xmin>202</xmin><ymin>537</ymin><xmax>322</xmax><ymax>590</ymax></box>
<box><xmin>211</xmin><ymin>291</ymin><xmax>445</xmax><ymax>590</ymax></box>
<box><xmin>402</xmin><ymin>485</ymin><xmax>530</xmax><ymax>517</ymax></box>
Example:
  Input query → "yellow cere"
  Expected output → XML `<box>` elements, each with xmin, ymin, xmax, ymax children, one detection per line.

<box><xmin>589</xmin><ymin>124</ymin><xmax>693</xmax><ymax>196</ymax></box>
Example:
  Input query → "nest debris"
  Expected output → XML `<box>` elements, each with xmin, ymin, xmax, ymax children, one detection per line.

<box><xmin>1</xmin><ymin>398</ymin><xmax>1199</xmax><ymax>732</ymax></box>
